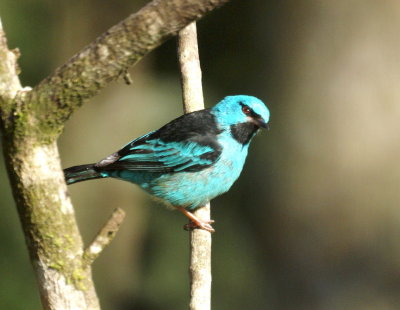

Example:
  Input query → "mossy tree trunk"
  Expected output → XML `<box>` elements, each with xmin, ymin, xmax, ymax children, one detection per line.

<box><xmin>0</xmin><ymin>1</ymin><xmax>229</xmax><ymax>309</ymax></box>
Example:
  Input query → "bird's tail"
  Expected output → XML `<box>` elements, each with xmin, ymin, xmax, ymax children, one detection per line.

<box><xmin>64</xmin><ymin>164</ymin><xmax>103</xmax><ymax>185</ymax></box>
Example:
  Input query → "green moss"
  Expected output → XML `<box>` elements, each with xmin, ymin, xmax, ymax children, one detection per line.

<box><xmin>16</xmin><ymin>180</ymin><xmax>91</xmax><ymax>291</ymax></box>
<box><xmin>49</xmin><ymin>260</ymin><xmax>65</xmax><ymax>271</ymax></box>
<box><xmin>71</xmin><ymin>269</ymin><xmax>88</xmax><ymax>290</ymax></box>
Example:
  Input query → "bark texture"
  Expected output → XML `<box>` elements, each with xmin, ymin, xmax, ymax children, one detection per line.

<box><xmin>0</xmin><ymin>0</ymin><xmax>229</xmax><ymax>309</ymax></box>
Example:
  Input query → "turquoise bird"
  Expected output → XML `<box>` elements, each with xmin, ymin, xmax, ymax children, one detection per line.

<box><xmin>64</xmin><ymin>95</ymin><xmax>270</xmax><ymax>232</ymax></box>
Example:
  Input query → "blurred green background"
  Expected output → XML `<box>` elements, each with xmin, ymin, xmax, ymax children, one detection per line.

<box><xmin>2</xmin><ymin>0</ymin><xmax>400</xmax><ymax>309</ymax></box>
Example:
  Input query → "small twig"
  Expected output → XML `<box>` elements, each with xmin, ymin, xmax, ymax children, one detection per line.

<box><xmin>178</xmin><ymin>22</ymin><xmax>212</xmax><ymax>310</ymax></box>
<box><xmin>83</xmin><ymin>208</ymin><xmax>126</xmax><ymax>266</ymax></box>
<box><xmin>122</xmin><ymin>69</ymin><xmax>133</xmax><ymax>85</ymax></box>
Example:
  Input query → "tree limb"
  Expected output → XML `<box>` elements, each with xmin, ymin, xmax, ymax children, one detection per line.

<box><xmin>25</xmin><ymin>0</ymin><xmax>230</xmax><ymax>141</ymax></box>
<box><xmin>178</xmin><ymin>22</ymin><xmax>212</xmax><ymax>310</ymax></box>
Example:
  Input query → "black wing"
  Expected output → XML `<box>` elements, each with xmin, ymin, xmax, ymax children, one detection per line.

<box><xmin>95</xmin><ymin>109</ymin><xmax>223</xmax><ymax>173</ymax></box>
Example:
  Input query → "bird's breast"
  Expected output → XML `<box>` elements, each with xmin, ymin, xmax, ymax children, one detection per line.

<box><xmin>148</xmin><ymin>138</ymin><xmax>249</xmax><ymax>209</ymax></box>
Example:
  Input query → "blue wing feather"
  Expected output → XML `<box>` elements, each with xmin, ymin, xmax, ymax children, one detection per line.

<box><xmin>118</xmin><ymin>139</ymin><xmax>218</xmax><ymax>172</ymax></box>
<box><xmin>95</xmin><ymin>109</ymin><xmax>223</xmax><ymax>173</ymax></box>
<box><xmin>96</xmin><ymin>133</ymin><xmax>221</xmax><ymax>173</ymax></box>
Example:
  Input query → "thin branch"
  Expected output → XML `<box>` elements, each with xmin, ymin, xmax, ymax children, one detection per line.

<box><xmin>83</xmin><ymin>208</ymin><xmax>126</xmax><ymax>266</ymax></box>
<box><xmin>24</xmin><ymin>0</ymin><xmax>230</xmax><ymax>140</ymax></box>
<box><xmin>178</xmin><ymin>23</ymin><xmax>205</xmax><ymax>113</ymax></box>
<box><xmin>178</xmin><ymin>22</ymin><xmax>212</xmax><ymax>310</ymax></box>
<box><xmin>0</xmin><ymin>17</ymin><xmax>23</xmax><ymax>118</ymax></box>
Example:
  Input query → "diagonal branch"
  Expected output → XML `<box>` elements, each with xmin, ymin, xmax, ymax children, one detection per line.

<box><xmin>25</xmin><ymin>0</ymin><xmax>230</xmax><ymax>140</ymax></box>
<box><xmin>83</xmin><ymin>208</ymin><xmax>126</xmax><ymax>266</ymax></box>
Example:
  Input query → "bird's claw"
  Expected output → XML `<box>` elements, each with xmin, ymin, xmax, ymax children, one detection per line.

<box><xmin>176</xmin><ymin>206</ymin><xmax>215</xmax><ymax>233</ymax></box>
<box><xmin>184</xmin><ymin>219</ymin><xmax>215</xmax><ymax>233</ymax></box>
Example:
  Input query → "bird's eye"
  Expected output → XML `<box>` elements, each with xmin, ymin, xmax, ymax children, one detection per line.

<box><xmin>241</xmin><ymin>105</ymin><xmax>252</xmax><ymax>115</ymax></box>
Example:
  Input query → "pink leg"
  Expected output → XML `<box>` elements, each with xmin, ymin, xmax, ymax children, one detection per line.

<box><xmin>176</xmin><ymin>206</ymin><xmax>215</xmax><ymax>233</ymax></box>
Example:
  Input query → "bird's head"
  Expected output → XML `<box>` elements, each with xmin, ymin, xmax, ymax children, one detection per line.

<box><xmin>212</xmin><ymin>95</ymin><xmax>270</xmax><ymax>145</ymax></box>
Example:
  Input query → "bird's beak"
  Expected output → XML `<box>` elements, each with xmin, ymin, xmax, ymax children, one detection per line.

<box><xmin>251</xmin><ymin>117</ymin><xmax>268</xmax><ymax>129</ymax></box>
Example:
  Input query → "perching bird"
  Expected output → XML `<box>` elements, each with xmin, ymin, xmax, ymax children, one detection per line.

<box><xmin>64</xmin><ymin>95</ymin><xmax>270</xmax><ymax>232</ymax></box>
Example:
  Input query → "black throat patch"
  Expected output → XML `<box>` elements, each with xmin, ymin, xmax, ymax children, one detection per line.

<box><xmin>230</xmin><ymin>123</ymin><xmax>259</xmax><ymax>145</ymax></box>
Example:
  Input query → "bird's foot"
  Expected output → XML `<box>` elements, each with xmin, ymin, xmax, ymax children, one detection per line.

<box><xmin>184</xmin><ymin>219</ymin><xmax>215</xmax><ymax>233</ymax></box>
<box><xmin>176</xmin><ymin>206</ymin><xmax>215</xmax><ymax>233</ymax></box>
